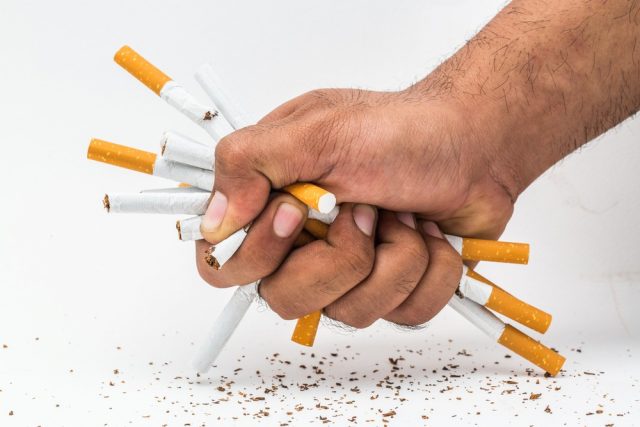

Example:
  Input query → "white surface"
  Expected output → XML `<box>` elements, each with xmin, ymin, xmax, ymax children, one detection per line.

<box><xmin>0</xmin><ymin>0</ymin><xmax>639</xmax><ymax>426</ymax></box>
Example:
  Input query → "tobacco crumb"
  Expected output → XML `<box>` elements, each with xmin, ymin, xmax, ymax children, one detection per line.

<box><xmin>544</xmin><ymin>405</ymin><xmax>552</xmax><ymax>414</ymax></box>
<box><xmin>8</xmin><ymin>411</ymin><xmax>13</xmax><ymax>416</ymax></box>
<box><xmin>204</xmin><ymin>246</ymin><xmax>220</xmax><ymax>269</ymax></box>
<box><xmin>529</xmin><ymin>393</ymin><xmax>542</xmax><ymax>400</ymax></box>
<box><xmin>103</xmin><ymin>194</ymin><xmax>110</xmax><ymax>211</ymax></box>
<box><xmin>176</xmin><ymin>221</ymin><xmax>182</xmax><ymax>240</ymax></box>
<box><xmin>203</xmin><ymin>111</ymin><xmax>219</xmax><ymax>121</ymax></box>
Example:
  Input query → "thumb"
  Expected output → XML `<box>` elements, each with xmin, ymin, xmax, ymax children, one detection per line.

<box><xmin>200</xmin><ymin>124</ymin><xmax>335</xmax><ymax>243</ymax></box>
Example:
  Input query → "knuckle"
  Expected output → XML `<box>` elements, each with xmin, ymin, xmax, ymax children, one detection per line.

<box><xmin>325</xmin><ymin>304</ymin><xmax>373</xmax><ymax>329</ymax></box>
<box><xmin>396</xmin><ymin>307</ymin><xmax>432</xmax><ymax>327</ymax></box>
<box><xmin>337</xmin><ymin>247</ymin><xmax>374</xmax><ymax>282</ymax></box>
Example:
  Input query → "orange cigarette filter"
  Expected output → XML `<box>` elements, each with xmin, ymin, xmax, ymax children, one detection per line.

<box><xmin>114</xmin><ymin>46</ymin><xmax>172</xmax><ymax>96</ymax></box>
<box><xmin>87</xmin><ymin>138</ymin><xmax>156</xmax><ymax>175</ymax></box>
<box><xmin>498</xmin><ymin>325</ymin><xmax>565</xmax><ymax>376</ymax></box>
<box><xmin>466</xmin><ymin>269</ymin><xmax>552</xmax><ymax>334</ymax></box>
<box><xmin>462</xmin><ymin>238</ymin><xmax>529</xmax><ymax>264</ymax></box>
<box><xmin>284</xmin><ymin>183</ymin><xmax>335</xmax><ymax>214</ymax></box>
<box><xmin>291</xmin><ymin>311</ymin><xmax>322</xmax><ymax>347</ymax></box>
<box><xmin>303</xmin><ymin>218</ymin><xmax>329</xmax><ymax>240</ymax></box>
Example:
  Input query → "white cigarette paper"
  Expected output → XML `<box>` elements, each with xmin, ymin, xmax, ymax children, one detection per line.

<box><xmin>458</xmin><ymin>265</ymin><xmax>494</xmax><ymax>305</ymax></box>
<box><xmin>195</xmin><ymin>64</ymin><xmax>251</xmax><ymax>129</ymax></box>
<box><xmin>447</xmin><ymin>294</ymin><xmax>505</xmax><ymax>340</ymax></box>
<box><xmin>193</xmin><ymin>283</ymin><xmax>258</xmax><ymax>373</ymax></box>
<box><xmin>140</xmin><ymin>186</ymin><xmax>208</xmax><ymax>194</ymax></box>
<box><xmin>159</xmin><ymin>81</ymin><xmax>234</xmax><ymax>142</ymax></box>
<box><xmin>104</xmin><ymin>192</ymin><xmax>209</xmax><ymax>215</ymax></box>
<box><xmin>161</xmin><ymin>130</ymin><xmax>215</xmax><ymax>171</ymax></box>
<box><xmin>152</xmin><ymin>158</ymin><xmax>213</xmax><ymax>191</ymax></box>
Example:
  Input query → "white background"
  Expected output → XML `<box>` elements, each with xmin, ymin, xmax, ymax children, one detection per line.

<box><xmin>0</xmin><ymin>0</ymin><xmax>639</xmax><ymax>425</ymax></box>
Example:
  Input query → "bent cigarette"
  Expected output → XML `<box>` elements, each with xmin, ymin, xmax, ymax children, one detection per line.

<box><xmin>114</xmin><ymin>46</ymin><xmax>234</xmax><ymax>141</ymax></box>
<box><xmin>446</xmin><ymin>235</ymin><xmax>529</xmax><ymax>264</ymax></box>
<box><xmin>462</xmin><ymin>268</ymin><xmax>552</xmax><ymax>334</ymax></box>
<box><xmin>193</xmin><ymin>282</ymin><xmax>258</xmax><ymax>373</ymax></box>
<box><xmin>103</xmin><ymin>192</ymin><xmax>209</xmax><ymax>215</ymax></box>
<box><xmin>447</xmin><ymin>295</ymin><xmax>565</xmax><ymax>376</ymax></box>
<box><xmin>161</xmin><ymin>130</ymin><xmax>214</xmax><ymax>171</ymax></box>
<box><xmin>87</xmin><ymin>139</ymin><xmax>213</xmax><ymax>190</ymax></box>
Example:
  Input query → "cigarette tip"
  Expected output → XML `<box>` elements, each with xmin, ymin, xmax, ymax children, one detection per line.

<box><xmin>176</xmin><ymin>220</ymin><xmax>182</xmax><ymax>240</ymax></box>
<box><xmin>103</xmin><ymin>194</ymin><xmax>111</xmax><ymax>212</ymax></box>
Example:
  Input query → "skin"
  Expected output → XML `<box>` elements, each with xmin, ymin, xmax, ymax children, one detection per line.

<box><xmin>196</xmin><ymin>0</ymin><xmax>640</xmax><ymax>328</ymax></box>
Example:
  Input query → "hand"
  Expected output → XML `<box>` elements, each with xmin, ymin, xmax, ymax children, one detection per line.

<box><xmin>195</xmin><ymin>87</ymin><xmax>514</xmax><ymax>326</ymax></box>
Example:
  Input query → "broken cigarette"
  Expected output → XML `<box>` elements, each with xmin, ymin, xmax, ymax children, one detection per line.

<box><xmin>193</xmin><ymin>229</ymin><xmax>317</xmax><ymax>373</ymax></box>
<box><xmin>447</xmin><ymin>295</ymin><xmax>565</xmax><ymax>376</ymax></box>
<box><xmin>88</xmin><ymin>138</ymin><xmax>214</xmax><ymax>190</ymax></box>
<box><xmin>114</xmin><ymin>46</ymin><xmax>234</xmax><ymax>142</ymax></box>
<box><xmin>103</xmin><ymin>192</ymin><xmax>209</xmax><ymax>215</ymax></box>
<box><xmin>195</xmin><ymin>64</ymin><xmax>250</xmax><ymax>129</ymax></box>
<box><xmin>161</xmin><ymin>130</ymin><xmax>214</xmax><ymax>171</ymax></box>
<box><xmin>445</xmin><ymin>235</ymin><xmax>529</xmax><ymax>264</ymax></box>
<box><xmin>193</xmin><ymin>282</ymin><xmax>258</xmax><ymax>373</ymax></box>
<box><xmin>460</xmin><ymin>267</ymin><xmax>552</xmax><ymax>334</ymax></box>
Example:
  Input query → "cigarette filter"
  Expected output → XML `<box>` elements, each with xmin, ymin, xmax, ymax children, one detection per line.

<box><xmin>193</xmin><ymin>282</ymin><xmax>258</xmax><ymax>373</ymax></box>
<box><xmin>303</xmin><ymin>218</ymin><xmax>330</xmax><ymax>240</ymax></box>
<box><xmin>88</xmin><ymin>139</ymin><xmax>213</xmax><ymax>190</ymax></box>
<box><xmin>446</xmin><ymin>235</ymin><xmax>529</xmax><ymax>264</ymax></box>
<box><xmin>103</xmin><ymin>192</ymin><xmax>209</xmax><ymax>215</ymax></box>
<box><xmin>114</xmin><ymin>46</ymin><xmax>234</xmax><ymax>141</ymax></box>
<box><xmin>291</xmin><ymin>311</ymin><xmax>322</xmax><ymax>347</ymax></box>
<box><xmin>195</xmin><ymin>64</ymin><xmax>251</xmax><ymax>129</ymax></box>
<box><xmin>161</xmin><ymin>130</ymin><xmax>214</xmax><ymax>171</ymax></box>
<box><xmin>448</xmin><ymin>295</ymin><xmax>564</xmax><ymax>376</ymax></box>
<box><xmin>284</xmin><ymin>183</ymin><xmax>336</xmax><ymax>214</ymax></box>
<box><xmin>459</xmin><ymin>267</ymin><xmax>552</xmax><ymax>334</ymax></box>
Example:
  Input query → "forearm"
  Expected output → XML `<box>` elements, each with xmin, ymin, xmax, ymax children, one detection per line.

<box><xmin>414</xmin><ymin>0</ymin><xmax>640</xmax><ymax>199</ymax></box>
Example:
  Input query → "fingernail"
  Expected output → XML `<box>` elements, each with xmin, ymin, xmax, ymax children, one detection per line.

<box><xmin>273</xmin><ymin>203</ymin><xmax>304</xmax><ymax>238</ymax></box>
<box><xmin>396</xmin><ymin>212</ymin><xmax>416</xmax><ymax>229</ymax></box>
<box><xmin>423</xmin><ymin>221</ymin><xmax>443</xmax><ymax>238</ymax></box>
<box><xmin>353</xmin><ymin>204</ymin><xmax>376</xmax><ymax>236</ymax></box>
<box><xmin>201</xmin><ymin>191</ymin><xmax>228</xmax><ymax>232</ymax></box>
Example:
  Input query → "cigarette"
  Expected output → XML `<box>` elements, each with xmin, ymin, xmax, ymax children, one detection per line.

<box><xmin>114</xmin><ymin>46</ymin><xmax>234</xmax><ymax>141</ymax></box>
<box><xmin>195</xmin><ymin>64</ymin><xmax>251</xmax><ymax>129</ymax></box>
<box><xmin>103</xmin><ymin>192</ymin><xmax>209</xmax><ymax>215</ymax></box>
<box><xmin>445</xmin><ymin>235</ymin><xmax>529</xmax><ymax>264</ymax></box>
<box><xmin>87</xmin><ymin>138</ymin><xmax>214</xmax><ymax>190</ymax></box>
<box><xmin>462</xmin><ymin>268</ymin><xmax>552</xmax><ymax>334</ymax></box>
<box><xmin>447</xmin><ymin>294</ymin><xmax>564</xmax><ymax>376</ymax></box>
<box><xmin>192</xmin><ymin>282</ymin><xmax>258</xmax><ymax>373</ymax></box>
<box><xmin>176</xmin><ymin>216</ymin><xmax>203</xmax><ymax>241</ymax></box>
<box><xmin>140</xmin><ymin>186</ymin><xmax>208</xmax><ymax>194</ymax></box>
<box><xmin>161</xmin><ymin>130</ymin><xmax>214</xmax><ymax>171</ymax></box>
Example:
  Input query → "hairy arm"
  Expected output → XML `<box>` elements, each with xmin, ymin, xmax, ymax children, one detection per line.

<box><xmin>416</xmin><ymin>0</ymin><xmax>640</xmax><ymax>199</ymax></box>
